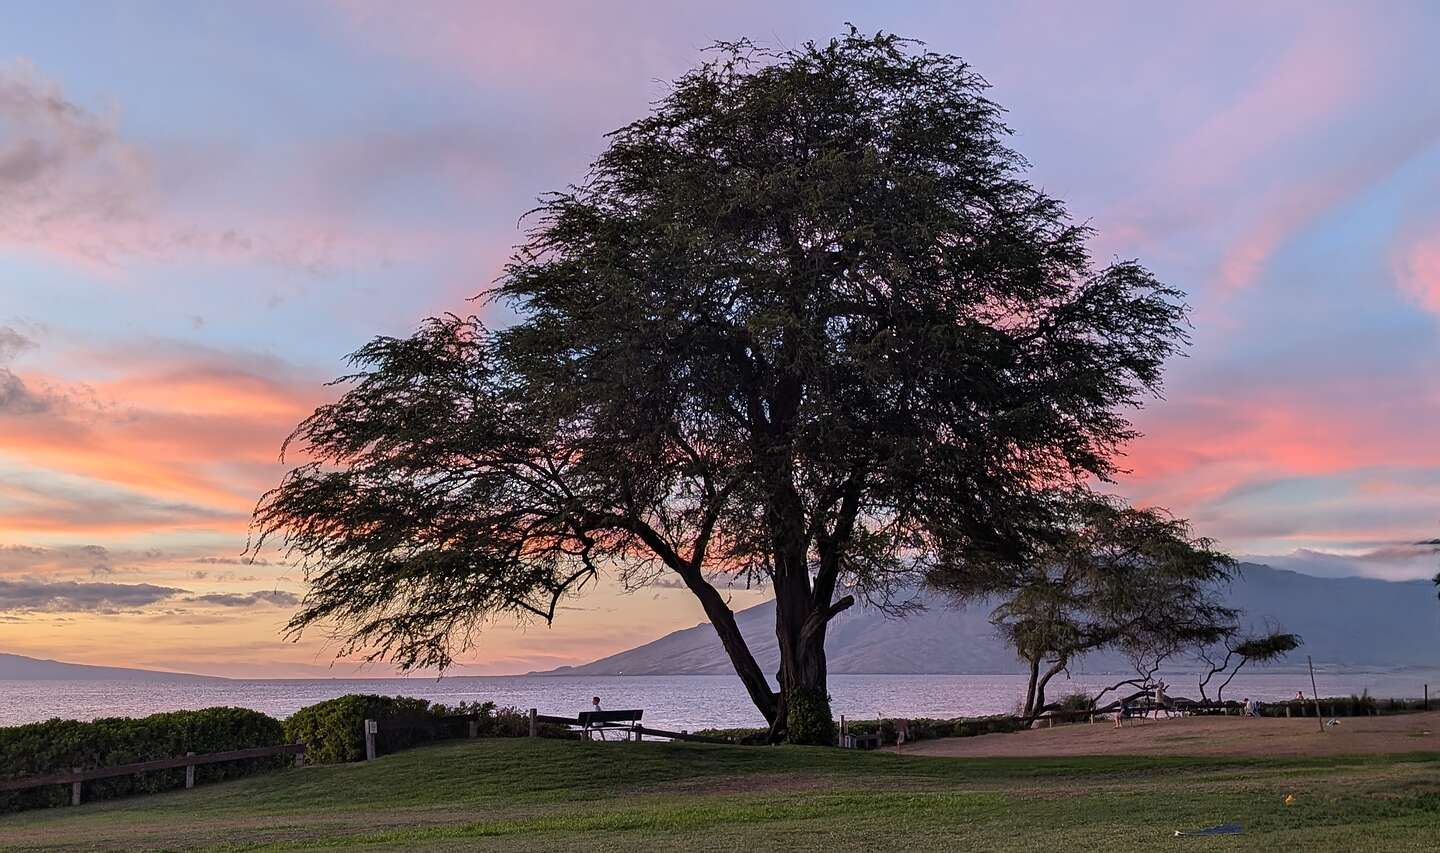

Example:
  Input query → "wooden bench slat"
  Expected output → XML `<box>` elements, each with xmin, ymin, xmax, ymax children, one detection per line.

<box><xmin>578</xmin><ymin>709</ymin><xmax>643</xmax><ymax>725</ymax></box>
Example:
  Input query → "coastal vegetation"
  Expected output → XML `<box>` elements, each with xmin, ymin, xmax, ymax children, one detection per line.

<box><xmin>0</xmin><ymin>707</ymin><xmax>285</xmax><ymax>813</ymax></box>
<box><xmin>929</xmin><ymin>495</ymin><xmax>1240</xmax><ymax>717</ymax></box>
<box><xmin>0</xmin><ymin>695</ymin><xmax>543</xmax><ymax>813</ymax></box>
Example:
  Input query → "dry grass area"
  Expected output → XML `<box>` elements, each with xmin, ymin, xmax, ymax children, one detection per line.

<box><xmin>897</xmin><ymin>711</ymin><xmax>1440</xmax><ymax>758</ymax></box>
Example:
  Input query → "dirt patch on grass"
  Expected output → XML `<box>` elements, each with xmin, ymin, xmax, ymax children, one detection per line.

<box><xmin>896</xmin><ymin>712</ymin><xmax>1440</xmax><ymax>759</ymax></box>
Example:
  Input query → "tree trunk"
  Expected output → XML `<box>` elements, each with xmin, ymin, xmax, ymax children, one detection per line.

<box><xmin>768</xmin><ymin>548</ymin><xmax>839</xmax><ymax>744</ymax></box>
<box><xmin>1033</xmin><ymin>660</ymin><xmax>1066</xmax><ymax>715</ymax></box>
<box><xmin>1022</xmin><ymin>656</ymin><xmax>1041</xmax><ymax>717</ymax></box>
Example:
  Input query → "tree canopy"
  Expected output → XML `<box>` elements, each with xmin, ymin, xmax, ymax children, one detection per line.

<box><xmin>1197</xmin><ymin>627</ymin><xmax>1302</xmax><ymax>702</ymax></box>
<box><xmin>252</xmin><ymin>28</ymin><xmax>1191</xmax><ymax>742</ymax></box>
<box><xmin>931</xmin><ymin>494</ymin><xmax>1236</xmax><ymax>716</ymax></box>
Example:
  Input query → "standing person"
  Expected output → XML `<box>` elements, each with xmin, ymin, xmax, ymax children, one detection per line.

<box><xmin>1114</xmin><ymin>697</ymin><xmax>1126</xmax><ymax>729</ymax></box>
<box><xmin>1152</xmin><ymin>681</ymin><xmax>1167</xmax><ymax>719</ymax></box>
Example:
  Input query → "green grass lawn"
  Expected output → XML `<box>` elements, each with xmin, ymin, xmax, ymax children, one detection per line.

<box><xmin>3</xmin><ymin>738</ymin><xmax>1438</xmax><ymax>852</ymax></box>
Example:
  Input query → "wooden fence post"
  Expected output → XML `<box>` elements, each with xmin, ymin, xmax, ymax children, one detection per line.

<box><xmin>364</xmin><ymin>719</ymin><xmax>377</xmax><ymax>761</ymax></box>
<box><xmin>71</xmin><ymin>769</ymin><xmax>81</xmax><ymax>806</ymax></box>
<box><xmin>528</xmin><ymin>708</ymin><xmax>537</xmax><ymax>738</ymax></box>
<box><xmin>185</xmin><ymin>752</ymin><xmax>196</xmax><ymax>789</ymax></box>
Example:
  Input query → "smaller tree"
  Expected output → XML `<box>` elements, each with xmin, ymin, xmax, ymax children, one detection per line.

<box><xmin>1196</xmin><ymin>627</ymin><xmax>1301</xmax><ymax>703</ymax></box>
<box><xmin>1089</xmin><ymin>630</ymin><xmax>1189</xmax><ymax>713</ymax></box>
<box><xmin>932</xmin><ymin>494</ymin><xmax>1236</xmax><ymax>717</ymax></box>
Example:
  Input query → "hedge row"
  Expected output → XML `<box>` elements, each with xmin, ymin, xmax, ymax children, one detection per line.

<box><xmin>281</xmin><ymin>694</ymin><xmax>561</xmax><ymax>764</ymax></box>
<box><xmin>0</xmin><ymin>694</ymin><xmax>567</xmax><ymax>813</ymax></box>
<box><xmin>1256</xmin><ymin>696</ymin><xmax>1429</xmax><ymax>717</ymax></box>
<box><xmin>0</xmin><ymin>707</ymin><xmax>286</xmax><ymax>813</ymax></box>
<box><xmin>846</xmin><ymin>714</ymin><xmax>1026</xmax><ymax>745</ymax></box>
<box><xmin>696</xmin><ymin>714</ymin><xmax>1026</xmax><ymax>746</ymax></box>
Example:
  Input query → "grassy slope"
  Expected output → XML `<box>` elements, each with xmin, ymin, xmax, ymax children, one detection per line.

<box><xmin>2</xmin><ymin>738</ymin><xmax>1438</xmax><ymax>852</ymax></box>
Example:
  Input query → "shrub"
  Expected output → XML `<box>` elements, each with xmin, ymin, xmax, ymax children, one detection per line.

<box><xmin>0</xmin><ymin>707</ymin><xmax>285</xmax><ymax>813</ymax></box>
<box><xmin>692</xmin><ymin>726</ymin><xmax>770</xmax><ymax>745</ymax></box>
<box><xmin>840</xmin><ymin>714</ymin><xmax>1025</xmax><ymax>746</ymax></box>
<box><xmin>283</xmin><ymin>695</ymin><xmax>568</xmax><ymax>764</ymax></box>
<box><xmin>283</xmin><ymin>694</ymin><xmax>439</xmax><ymax>764</ymax></box>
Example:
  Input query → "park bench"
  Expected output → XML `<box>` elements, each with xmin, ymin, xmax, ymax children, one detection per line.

<box><xmin>840</xmin><ymin>731</ymin><xmax>882</xmax><ymax>749</ymax></box>
<box><xmin>577</xmin><ymin>709</ymin><xmax>644</xmax><ymax>741</ymax></box>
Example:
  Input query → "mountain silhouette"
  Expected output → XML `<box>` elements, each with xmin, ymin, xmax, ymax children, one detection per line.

<box><xmin>534</xmin><ymin>564</ymin><xmax>1440</xmax><ymax>675</ymax></box>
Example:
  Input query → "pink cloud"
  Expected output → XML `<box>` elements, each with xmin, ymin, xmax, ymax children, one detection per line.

<box><xmin>1097</xmin><ymin>12</ymin><xmax>1440</xmax><ymax>300</ymax></box>
<box><xmin>0</xmin><ymin>341</ymin><xmax>326</xmax><ymax>537</ymax></box>
<box><xmin>1394</xmin><ymin>232</ymin><xmax>1440</xmax><ymax>314</ymax></box>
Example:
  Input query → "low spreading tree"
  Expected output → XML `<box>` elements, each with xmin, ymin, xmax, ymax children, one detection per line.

<box><xmin>932</xmin><ymin>494</ymin><xmax>1236</xmax><ymax>716</ymax></box>
<box><xmin>1196</xmin><ymin>627</ymin><xmax>1302</xmax><ymax>703</ymax></box>
<box><xmin>251</xmin><ymin>29</ymin><xmax>1189</xmax><ymax>742</ymax></box>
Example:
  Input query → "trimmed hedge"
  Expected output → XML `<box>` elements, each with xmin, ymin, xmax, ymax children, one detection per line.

<box><xmin>282</xmin><ymin>695</ymin><xmax>560</xmax><ymax>764</ymax></box>
<box><xmin>845</xmin><ymin>714</ymin><xmax>1027</xmax><ymax>745</ymax></box>
<box><xmin>695</xmin><ymin>714</ymin><xmax>1027</xmax><ymax>747</ymax></box>
<box><xmin>1259</xmin><ymin>695</ymin><xmax>1427</xmax><ymax>718</ymax></box>
<box><xmin>0</xmin><ymin>707</ymin><xmax>286</xmax><ymax>813</ymax></box>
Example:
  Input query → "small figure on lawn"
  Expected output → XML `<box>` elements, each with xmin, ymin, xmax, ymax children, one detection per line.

<box><xmin>1152</xmin><ymin>681</ymin><xmax>1169</xmax><ymax>719</ymax></box>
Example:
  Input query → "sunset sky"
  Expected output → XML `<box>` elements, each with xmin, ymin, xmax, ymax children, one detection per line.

<box><xmin>2</xmin><ymin>1</ymin><xmax>1438</xmax><ymax>678</ymax></box>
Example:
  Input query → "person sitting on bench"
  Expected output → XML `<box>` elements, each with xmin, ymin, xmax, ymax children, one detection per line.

<box><xmin>588</xmin><ymin>696</ymin><xmax>607</xmax><ymax>740</ymax></box>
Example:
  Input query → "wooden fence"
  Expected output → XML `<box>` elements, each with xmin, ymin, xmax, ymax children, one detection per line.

<box><xmin>360</xmin><ymin>709</ymin><xmax>734</xmax><ymax>759</ymax></box>
<box><xmin>0</xmin><ymin>743</ymin><xmax>305</xmax><ymax>806</ymax></box>
<box><xmin>528</xmin><ymin>710</ymin><xmax>735</xmax><ymax>744</ymax></box>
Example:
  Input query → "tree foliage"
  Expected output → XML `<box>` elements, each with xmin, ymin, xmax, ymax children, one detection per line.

<box><xmin>252</xmin><ymin>28</ymin><xmax>1190</xmax><ymax>742</ymax></box>
<box><xmin>1197</xmin><ymin>626</ymin><xmax>1302</xmax><ymax>702</ymax></box>
<box><xmin>932</xmin><ymin>494</ymin><xmax>1236</xmax><ymax>716</ymax></box>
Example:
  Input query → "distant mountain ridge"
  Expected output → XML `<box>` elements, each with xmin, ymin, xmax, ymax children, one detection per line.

<box><xmin>534</xmin><ymin>564</ymin><xmax>1440</xmax><ymax>676</ymax></box>
<box><xmin>0</xmin><ymin>653</ymin><xmax>225</xmax><ymax>682</ymax></box>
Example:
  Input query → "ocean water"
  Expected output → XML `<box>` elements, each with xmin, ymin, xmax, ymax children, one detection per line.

<box><xmin>3</xmin><ymin>670</ymin><xmax>1436</xmax><ymax>730</ymax></box>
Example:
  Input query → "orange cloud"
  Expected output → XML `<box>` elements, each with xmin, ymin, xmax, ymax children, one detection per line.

<box><xmin>0</xmin><ymin>349</ymin><xmax>326</xmax><ymax>538</ymax></box>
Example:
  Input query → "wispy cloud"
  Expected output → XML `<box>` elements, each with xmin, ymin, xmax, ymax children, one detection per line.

<box><xmin>1244</xmin><ymin>542</ymin><xmax>1440</xmax><ymax>582</ymax></box>
<box><xmin>0</xmin><ymin>327</ymin><xmax>35</xmax><ymax>361</ymax></box>
<box><xmin>1394</xmin><ymin>229</ymin><xmax>1440</xmax><ymax>315</ymax></box>
<box><xmin>0</xmin><ymin>61</ymin><xmax>397</xmax><ymax>272</ymax></box>
<box><xmin>0</xmin><ymin>543</ymin><xmax>125</xmax><ymax>577</ymax></box>
<box><xmin>184</xmin><ymin>589</ymin><xmax>299</xmax><ymax>608</ymax></box>
<box><xmin>0</xmin><ymin>578</ymin><xmax>184</xmax><ymax>612</ymax></box>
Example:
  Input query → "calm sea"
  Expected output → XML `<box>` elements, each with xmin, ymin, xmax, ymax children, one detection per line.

<box><xmin>3</xmin><ymin>671</ymin><xmax>1437</xmax><ymax>730</ymax></box>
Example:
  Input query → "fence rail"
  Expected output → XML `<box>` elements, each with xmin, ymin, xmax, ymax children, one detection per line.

<box><xmin>361</xmin><ymin>710</ymin><xmax>734</xmax><ymax>759</ymax></box>
<box><xmin>0</xmin><ymin>743</ymin><xmax>305</xmax><ymax>805</ymax></box>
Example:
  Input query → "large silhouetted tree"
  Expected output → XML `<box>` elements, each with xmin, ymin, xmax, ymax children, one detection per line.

<box><xmin>251</xmin><ymin>29</ymin><xmax>1190</xmax><ymax>743</ymax></box>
